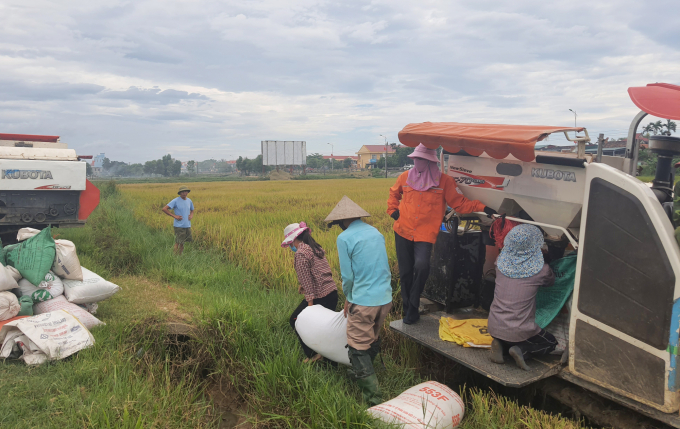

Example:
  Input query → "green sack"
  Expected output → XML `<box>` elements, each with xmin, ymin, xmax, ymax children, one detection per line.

<box><xmin>18</xmin><ymin>295</ymin><xmax>33</xmax><ymax>316</ymax></box>
<box><xmin>535</xmin><ymin>253</ymin><xmax>578</xmax><ymax>329</ymax></box>
<box><xmin>5</xmin><ymin>227</ymin><xmax>56</xmax><ymax>286</ymax></box>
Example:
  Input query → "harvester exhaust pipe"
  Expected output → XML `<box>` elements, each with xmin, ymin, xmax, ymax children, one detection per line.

<box><xmin>649</xmin><ymin>135</ymin><xmax>680</xmax><ymax>204</ymax></box>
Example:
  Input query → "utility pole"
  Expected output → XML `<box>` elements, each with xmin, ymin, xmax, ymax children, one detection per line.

<box><xmin>596</xmin><ymin>133</ymin><xmax>604</xmax><ymax>163</ymax></box>
<box><xmin>327</xmin><ymin>143</ymin><xmax>334</xmax><ymax>171</ymax></box>
<box><xmin>380</xmin><ymin>134</ymin><xmax>388</xmax><ymax>178</ymax></box>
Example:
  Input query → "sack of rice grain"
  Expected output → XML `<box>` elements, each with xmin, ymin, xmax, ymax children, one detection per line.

<box><xmin>33</xmin><ymin>296</ymin><xmax>103</xmax><ymax>330</ymax></box>
<box><xmin>5</xmin><ymin>227</ymin><xmax>56</xmax><ymax>286</ymax></box>
<box><xmin>17</xmin><ymin>271</ymin><xmax>64</xmax><ymax>302</ymax></box>
<box><xmin>62</xmin><ymin>267</ymin><xmax>120</xmax><ymax>304</ymax></box>
<box><xmin>52</xmin><ymin>240</ymin><xmax>83</xmax><ymax>281</ymax></box>
<box><xmin>0</xmin><ymin>291</ymin><xmax>20</xmax><ymax>321</ymax></box>
<box><xmin>0</xmin><ymin>265</ymin><xmax>19</xmax><ymax>292</ymax></box>
<box><xmin>16</xmin><ymin>228</ymin><xmax>40</xmax><ymax>242</ymax></box>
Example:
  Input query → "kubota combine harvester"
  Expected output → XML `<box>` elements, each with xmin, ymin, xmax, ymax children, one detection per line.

<box><xmin>0</xmin><ymin>134</ymin><xmax>100</xmax><ymax>243</ymax></box>
<box><xmin>392</xmin><ymin>83</ymin><xmax>680</xmax><ymax>426</ymax></box>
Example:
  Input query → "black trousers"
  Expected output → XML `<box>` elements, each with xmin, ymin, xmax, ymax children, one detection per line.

<box><xmin>394</xmin><ymin>232</ymin><xmax>433</xmax><ymax>323</ymax></box>
<box><xmin>496</xmin><ymin>329</ymin><xmax>558</xmax><ymax>360</ymax></box>
<box><xmin>289</xmin><ymin>290</ymin><xmax>339</xmax><ymax>358</ymax></box>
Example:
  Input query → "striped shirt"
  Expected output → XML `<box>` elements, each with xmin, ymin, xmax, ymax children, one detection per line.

<box><xmin>294</xmin><ymin>242</ymin><xmax>337</xmax><ymax>302</ymax></box>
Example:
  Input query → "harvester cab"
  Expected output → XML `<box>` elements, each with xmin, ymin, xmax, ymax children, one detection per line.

<box><xmin>0</xmin><ymin>134</ymin><xmax>100</xmax><ymax>243</ymax></box>
<box><xmin>391</xmin><ymin>83</ymin><xmax>680</xmax><ymax>426</ymax></box>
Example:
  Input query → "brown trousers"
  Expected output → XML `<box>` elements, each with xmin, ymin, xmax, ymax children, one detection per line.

<box><xmin>346</xmin><ymin>302</ymin><xmax>393</xmax><ymax>350</ymax></box>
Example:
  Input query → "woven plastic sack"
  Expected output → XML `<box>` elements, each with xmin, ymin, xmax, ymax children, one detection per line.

<box><xmin>6</xmin><ymin>266</ymin><xmax>22</xmax><ymax>282</ymax></box>
<box><xmin>16</xmin><ymin>228</ymin><xmax>40</xmax><ymax>242</ymax></box>
<box><xmin>52</xmin><ymin>240</ymin><xmax>83</xmax><ymax>281</ymax></box>
<box><xmin>62</xmin><ymin>267</ymin><xmax>120</xmax><ymax>304</ymax></box>
<box><xmin>0</xmin><ymin>265</ymin><xmax>19</xmax><ymax>292</ymax></box>
<box><xmin>5</xmin><ymin>227</ymin><xmax>56</xmax><ymax>286</ymax></box>
<box><xmin>295</xmin><ymin>305</ymin><xmax>351</xmax><ymax>366</ymax></box>
<box><xmin>535</xmin><ymin>253</ymin><xmax>577</xmax><ymax>328</ymax></box>
<box><xmin>0</xmin><ymin>291</ymin><xmax>20</xmax><ymax>321</ymax></box>
<box><xmin>17</xmin><ymin>271</ymin><xmax>64</xmax><ymax>302</ymax></box>
<box><xmin>368</xmin><ymin>381</ymin><xmax>465</xmax><ymax>428</ymax></box>
<box><xmin>33</xmin><ymin>296</ymin><xmax>103</xmax><ymax>330</ymax></box>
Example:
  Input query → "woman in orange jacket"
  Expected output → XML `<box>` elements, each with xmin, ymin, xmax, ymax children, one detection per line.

<box><xmin>387</xmin><ymin>144</ymin><xmax>496</xmax><ymax>324</ymax></box>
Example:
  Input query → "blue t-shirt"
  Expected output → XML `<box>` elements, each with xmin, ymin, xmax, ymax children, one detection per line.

<box><xmin>336</xmin><ymin>219</ymin><xmax>393</xmax><ymax>307</ymax></box>
<box><xmin>167</xmin><ymin>197</ymin><xmax>194</xmax><ymax>228</ymax></box>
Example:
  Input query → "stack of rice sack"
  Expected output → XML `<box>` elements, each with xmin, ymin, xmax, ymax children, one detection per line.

<box><xmin>0</xmin><ymin>227</ymin><xmax>121</xmax><ymax>330</ymax></box>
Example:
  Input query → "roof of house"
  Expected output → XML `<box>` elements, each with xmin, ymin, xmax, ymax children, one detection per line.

<box><xmin>323</xmin><ymin>155</ymin><xmax>358</xmax><ymax>160</ymax></box>
<box><xmin>358</xmin><ymin>145</ymin><xmax>396</xmax><ymax>153</ymax></box>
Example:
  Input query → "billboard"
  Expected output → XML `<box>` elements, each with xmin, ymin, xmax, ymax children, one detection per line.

<box><xmin>261</xmin><ymin>141</ymin><xmax>306</xmax><ymax>166</ymax></box>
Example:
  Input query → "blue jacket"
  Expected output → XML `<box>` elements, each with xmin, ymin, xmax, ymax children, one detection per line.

<box><xmin>336</xmin><ymin>219</ymin><xmax>393</xmax><ymax>306</ymax></box>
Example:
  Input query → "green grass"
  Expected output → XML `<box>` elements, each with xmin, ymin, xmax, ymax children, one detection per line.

<box><xmin>0</xmin><ymin>182</ymin><xmax>590</xmax><ymax>428</ymax></box>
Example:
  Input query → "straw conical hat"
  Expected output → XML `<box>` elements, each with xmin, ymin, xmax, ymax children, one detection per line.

<box><xmin>325</xmin><ymin>196</ymin><xmax>371</xmax><ymax>222</ymax></box>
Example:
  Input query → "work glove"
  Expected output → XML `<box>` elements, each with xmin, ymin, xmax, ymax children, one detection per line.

<box><xmin>390</xmin><ymin>210</ymin><xmax>400</xmax><ymax>221</ymax></box>
<box><xmin>483</xmin><ymin>206</ymin><xmax>498</xmax><ymax>217</ymax></box>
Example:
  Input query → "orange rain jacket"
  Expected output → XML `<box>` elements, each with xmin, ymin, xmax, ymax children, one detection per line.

<box><xmin>387</xmin><ymin>171</ymin><xmax>486</xmax><ymax>244</ymax></box>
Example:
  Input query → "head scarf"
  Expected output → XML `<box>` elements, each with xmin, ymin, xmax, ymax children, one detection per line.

<box><xmin>406</xmin><ymin>158</ymin><xmax>440</xmax><ymax>191</ymax></box>
<box><xmin>496</xmin><ymin>224</ymin><xmax>545</xmax><ymax>279</ymax></box>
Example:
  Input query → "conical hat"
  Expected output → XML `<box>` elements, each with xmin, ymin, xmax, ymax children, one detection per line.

<box><xmin>324</xmin><ymin>196</ymin><xmax>371</xmax><ymax>222</ymax></box>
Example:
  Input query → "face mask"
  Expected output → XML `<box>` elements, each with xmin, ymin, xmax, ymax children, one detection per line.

<box><xmin>290</xmin><ymin>245</ymin><xmax>297</xmax><ymax>252</ymax></box>
<box><xmin>414</xmin><ymin>158</ymin><xmax>429</xmax><ymax>173</ymax></box>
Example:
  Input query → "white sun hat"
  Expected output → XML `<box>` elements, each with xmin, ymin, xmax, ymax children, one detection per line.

<box><xmin>281</xmin><ymin>222</ymin><xmax>309</xmax><ymax>248</ymax></box>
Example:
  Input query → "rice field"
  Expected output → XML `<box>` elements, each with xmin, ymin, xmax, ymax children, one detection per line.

<box><xmin>121</xmin><ymin>178</ymin><xmax>400</xmax><ymax>293</ymax></box>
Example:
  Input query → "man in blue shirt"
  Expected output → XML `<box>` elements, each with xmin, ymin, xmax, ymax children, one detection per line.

<box><xmin>162</xmin><ymin>186</ymin><xmax>195</xmax><ymax>255</ymax></box>
<box><xmin>326</xmin><ymin>196</ymin><xmax>393</xmax><ymax>406</ymax></box>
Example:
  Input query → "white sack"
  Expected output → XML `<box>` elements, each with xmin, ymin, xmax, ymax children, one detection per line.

<box><xmin>33</xmin><ymin>296</ymin><xmax>103</xmax><ymax>330</ymax></box>
<box><xmin>62</xmin><ymin>267</ymin><xmax>120</xmax><ymax>304</ymax></box>
<box><xmin>368</xmin><ymin>381</ymin><xmax>465</xmax><ymax>429</ymax></box>
<box><xmin>295</xmin><ymin>305</ymin><xmax>350</xmax><ymax>366</ymax></box>
<box><xmin>17</xmin><ymin>271</ymin><xmax>64</xmax><ymax>302</ymax></box>
<box><xmin>16</xmin><ymin>227</ymin><xmax>40</xmax><ymax>242</ymax></box>
<box><xmin>0</xmin><ymin>265</ymin><xmax>19</xmax><ymax>292</ymax></box>
<box><xmin>0</xmin><ymin>291</ymin><xmax>20</xmax><ymax>321</ymax></box>
<box><xmin>0</xmin><ymin>309</ymin><xmax>95</xmax><ymax>365</ymax></box>
<box><xmin>53</xmin><ymin>240</ymin><xmax>83</xmax><ymax>281</ymax></box>
<box><xmin>6</xmin><ymin>266</ymin><xmax>22</xmax><ymax>282</ymax></box>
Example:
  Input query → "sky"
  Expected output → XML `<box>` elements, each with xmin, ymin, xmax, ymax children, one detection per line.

<box><xmin>0</xmin><ymin>0</ymin><xmax>678</xmax><ymax>163</ymax></box>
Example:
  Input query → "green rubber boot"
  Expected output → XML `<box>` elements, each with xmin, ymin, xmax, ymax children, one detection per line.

<box><xmin>356</xmin><ymin>373</ymin><xmax>382</xmax><ymax>406</ymax></box>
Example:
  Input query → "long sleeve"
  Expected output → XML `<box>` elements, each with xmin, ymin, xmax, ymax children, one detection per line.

<box><xmin>540</xmin><ymin>265</ymin><xmax>556</xmax><ymax>288</ymax></box>
<box><xmin>336</xmin><ymin>236</ymin><xmax>354</xmax><ymax>299</ymax></box>
<box><xmin>387</xmin><ymin>174</ymin><xmax>404</xmax><ymax>215</ymax></box>
<box><xmin>294</xmin><ymin>252</ymin><xmax>316</xmax><ymax>301</ymax></box>
<box><xmin>443</xmin><ymin>175</ymin><xmax>486</xmax><ymax>214</ymax></box>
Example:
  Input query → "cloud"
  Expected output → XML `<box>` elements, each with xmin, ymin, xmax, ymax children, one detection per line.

<box><xmin>0</xmin><ymin>0</ymin><xmax>676</xmax><ymax>162</ymax></box>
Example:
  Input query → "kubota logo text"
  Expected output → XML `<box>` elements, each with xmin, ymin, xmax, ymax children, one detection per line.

<box><xmin>2</xmin><ymin>169</ymin><xmax>53</xmax><ymax>179</ymax></box>
<box><xmin>531</xmin><ymin>168</ymin><xmax>576</xmax><ymax>182</ymax></box>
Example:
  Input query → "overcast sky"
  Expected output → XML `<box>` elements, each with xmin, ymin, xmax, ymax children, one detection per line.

<box><xmin>0</xmin><ymin>0</ymin><xmax>678</xmax><ymax>163</ymax></box>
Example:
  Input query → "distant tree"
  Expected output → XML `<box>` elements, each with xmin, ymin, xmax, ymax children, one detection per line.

<box><xmin>171</xmin><ymin>160</ymin><xmax>182</xmax><ymax>176</ymax></box>
<box><xmin>642</xmin><ymin>123</ymin><xmax>656</xmax><ymax>137</ymax></box>
<box><xmin>394</xmin><ymin>146</ymin><xmax>416</xmax><ymax>167</ymax></box>
<box><xmin>187</xmin><ymin>160</ymin><xmax>196</xmax><ymax>176</ymax></box>
<box><xmin>102</xmin><ymin>157</ymin><xmax>111</xmax><ymax>171</ymax></box>
<box><xmin>306</xmin><ymin>153</ymin><xmax>325</xmax><ymax>169</ymax></box>
<box><xmin>143</xmin><ymin>160</ymin><xmax>157</xmax><ymax>175</ymax></box>
<box><xmin>235</xmin><ymin>156</ymin><xmax>245</xmax><ymax>175</ymax></box>
<box><xmin>343</xmin><ymin>157</ymin><xmax>353</xmax><ymax>169</ymax></box>
<box><xmin>662</xmin><ymin>119</ymin><xmax>677</xmax><ymax>136</ymax></box>
<box><xmin>85</xmin><ymin>162</ymin><xmax>93</xmax><ymax>177</ymax></box>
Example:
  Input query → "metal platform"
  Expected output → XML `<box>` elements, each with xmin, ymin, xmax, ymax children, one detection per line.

<box><xmin>390</xmin><ymin>311</ymin><xmax>563</xmax><ymax>388</ymax></box>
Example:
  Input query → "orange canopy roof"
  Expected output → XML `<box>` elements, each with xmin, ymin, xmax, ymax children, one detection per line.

<box><xmin>628</xmin><ymin>83</ymin><xmax>680</xmax><ymax>120</ymax></box>
<box><xmin>397</xmin><ymin>122</ymin><xmax>584</xmax><ymax>162</ymax></box>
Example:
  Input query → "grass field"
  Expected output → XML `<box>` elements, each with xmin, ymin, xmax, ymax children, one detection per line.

<box><xmin>0</xmin><ymin>181</ymin><xmax>590</xmax><ymax>428</ymax></box>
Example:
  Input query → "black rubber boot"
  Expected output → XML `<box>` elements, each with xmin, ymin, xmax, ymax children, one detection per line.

<box><xmin>509</xmin><ymin>346</ymin><xmax>530</xmax><ymax>371</ymax></box>
<box><xmin>348</xmin><ymin>347</ymin><xmax>382</xmax><ymax>405</ymax></box>
<box><xmin>490</xmin><ymin>339</ymin><xmax>504</xmax><ymax>364</ymax></box>
<box><xmin>356</xmin><ymin>373</ymin><xmax>382</xmax><ymax>406</ymax></box>
<box><xmin>367</xmin><ymin>338</ymin><xmax>381</xmax><ymax>362</ymax></box>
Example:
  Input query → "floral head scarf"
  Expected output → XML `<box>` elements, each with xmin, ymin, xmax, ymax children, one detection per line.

<box><xmin>496</xmin><ymin>224</ymin><xmax>545</xmax><ymax>279</ymax></box>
